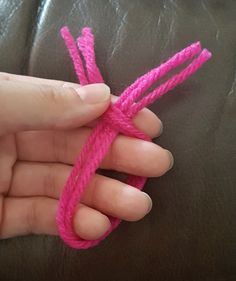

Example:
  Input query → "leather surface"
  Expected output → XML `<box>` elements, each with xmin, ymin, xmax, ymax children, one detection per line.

<box><xmin>0</xmin><ymin>0</ymin><xmax>235</xmax><ymax>280</ymax></box>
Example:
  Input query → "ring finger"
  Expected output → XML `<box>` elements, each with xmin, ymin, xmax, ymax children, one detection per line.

<box><xmin>10</xmin><ymin>161</ymin><xmax>153</xmax><ymax>222</ymax></box>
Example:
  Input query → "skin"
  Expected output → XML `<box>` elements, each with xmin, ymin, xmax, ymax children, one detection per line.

<box><xmin>0</xmin><ymin>72</ymin><xmax>173</xmax><ymax>241</ymax></box>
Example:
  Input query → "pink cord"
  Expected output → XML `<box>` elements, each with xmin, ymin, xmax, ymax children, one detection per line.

<box><xmin>57</xmin><ymin>26</ymin><xmax>211</xmax><ymax>249</ymax></box>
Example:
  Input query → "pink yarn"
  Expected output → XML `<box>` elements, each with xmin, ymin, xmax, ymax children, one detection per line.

<box><xmin>57</xmin><ymin>26</ymin><xmax>211</xmax><ymax>249</ymax></box>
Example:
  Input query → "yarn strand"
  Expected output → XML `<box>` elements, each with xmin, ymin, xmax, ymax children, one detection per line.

<box><xmin>129</xmin><ymin>49</ymin><xmax>211</xmax><ymax>115</ymax></box>
<box><xmin>116</xmin><ymin>41</ymin><xmax>202</xmax><ymax>109</ymax></box>
<box><xmin>77</xmin><ymin>27</ymin><xmax>104</xmax><ymax>84</ymax></box>
<box><xmin>60</xmin><ymin>27</ymin><xmax>88</xmax><ymax>85</ymax></box>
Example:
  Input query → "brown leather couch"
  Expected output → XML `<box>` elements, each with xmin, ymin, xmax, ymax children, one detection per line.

<box><xmin>0</xmin><ymin>1</ymin><xmax>235</xmax><ymax>280</ymax></box>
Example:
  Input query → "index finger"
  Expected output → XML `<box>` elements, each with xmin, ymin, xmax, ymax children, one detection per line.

<box><xmin>0</xmin><ymin>72</ymin><xmax>163</xmax><ymax>138</ymax></box>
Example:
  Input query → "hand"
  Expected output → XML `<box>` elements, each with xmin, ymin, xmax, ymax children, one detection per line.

<box><xmin>0</xmin><ymin>73</ymin><xmax>173</xmax><ymax>241</ymax></box>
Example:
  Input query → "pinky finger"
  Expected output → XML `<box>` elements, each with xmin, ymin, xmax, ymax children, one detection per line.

<box><xmin>0</xmin><ymin>197</ymin><xmax>111</xmax><ymax>241</ymax></box>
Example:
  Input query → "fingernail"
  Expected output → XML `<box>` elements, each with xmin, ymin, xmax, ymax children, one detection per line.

<box><xmin>168</xmin><ymin>151</ymin><xmax>174</xmax><ymax>170</ymax></box>
<box><xmin>142</xmin><ymin>192</ymin><xmax>153</xmax><ymax>214</ymax></box>
<box><xmin>158</xmin><ymin>121</ymin><xmax>163</xmax><ymax>136</ymax></box>
<box><xmin>76</xmin><ymin>84</ymin><xmax>110</xmax><ymax>104</ymax></box>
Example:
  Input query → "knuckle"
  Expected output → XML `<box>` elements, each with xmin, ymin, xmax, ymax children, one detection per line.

<box><xmin>43</xmin><ymin>165</ymin><xmax>57</xmax><ymax>198</ymax></box>
<box><xmin>109</xmin><ymin>141</ymin><xmax>125</xmax><ymax>171</ymax></box>
<box><xmin>38</xmin><ymin>85</ymin><xmax>64</xmax><ymax>106</ymax></box>
<box><xmin>26</xmin><ymin>200</ymin><xmax>37</xmax><ymax>234</ymax></box>
<box><xmin>52</xmin><ymin>131</ymin><xmax>68</xmax><ymax>163</ymax></box>
<box><xmin>0</xmin><ymin>196</ymin><xmax>4</xmax><ymax>238</ymax></box>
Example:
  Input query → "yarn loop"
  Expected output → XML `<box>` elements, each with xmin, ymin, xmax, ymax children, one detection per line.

<box><xmin>57</xmin><ymin>26</ymin><xmax>211</xmax><ymax>249</ymax></box>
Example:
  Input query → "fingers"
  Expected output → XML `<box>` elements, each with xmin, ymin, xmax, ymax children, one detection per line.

<box><xmin>0</xmin><ymin>79</ymin><xmax>110</xmax><ymax>136</ymax></box>
<box><xmin>16</xmin><ymin>129</ymin><xmax>173</xmax><ymax>177</ymax></box>
<box><xmin>9</xmin><ymin>162</ymin><xmax>152</xmax><ymax>221</ymax></box>
<box><xmin>0</xmin><ymin>197</ymin><xmax>110</xmax><ymax>240</ymax></box>
<box><xmin>0</xmin><ymin>72</ymin><xmax>162</xmax><ymax>138</ymax></box>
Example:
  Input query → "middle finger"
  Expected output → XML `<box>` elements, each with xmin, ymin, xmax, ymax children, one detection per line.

<box><xmin>16</xmin><ymin>128</ymin><xmax>173</xmax><ymax>177</ymax></box>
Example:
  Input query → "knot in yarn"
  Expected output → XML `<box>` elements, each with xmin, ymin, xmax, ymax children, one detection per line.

<box><xmin>57</xmin><ymin>26</ymin><xmax>211</xmax><ymax>249</ymax></box>
<box><xmin>102</xmin><ymin>104</ymin><xmax>150</xmax><ymax>140</ymax></box>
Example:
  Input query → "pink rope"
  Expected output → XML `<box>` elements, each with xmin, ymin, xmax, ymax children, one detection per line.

<box><xmin>57</xmin><ymin>26</ymin><xmax>211</xmax><ymax>249</ymax></box>
<box><xmin>77</xmin><ymin>27</ymin><xmax>104</xmax><ymax>84</ymax></box>
<box><xmin>60</xmin><ymin>27</ymin><xmax>88</xmax><ymax>85</ymax></box>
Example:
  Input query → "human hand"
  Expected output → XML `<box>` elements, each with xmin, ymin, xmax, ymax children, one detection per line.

<box><xmin>0</xmin><ymin>73</ymin><xmax>173</xmax><ymax>241</ymax></box>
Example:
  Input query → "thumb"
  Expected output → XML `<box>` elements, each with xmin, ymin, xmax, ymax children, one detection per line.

<box><xmin>0</xmin><ymin>81</ymin><xmax>110</xmax><ymax>135</ymax></box>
